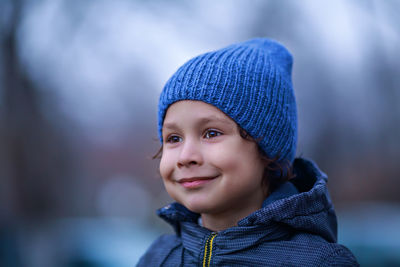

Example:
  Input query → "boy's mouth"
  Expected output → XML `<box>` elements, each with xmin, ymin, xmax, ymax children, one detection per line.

<box><xmin>178</xmin><ymin>176</ymin><xmax>219</xmax><ymax>189</ymax></box>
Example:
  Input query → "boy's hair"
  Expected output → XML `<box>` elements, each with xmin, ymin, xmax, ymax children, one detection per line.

<box><xmin>158</xmin><ymin>38</ymin><xmax>297</xmax><ymax>172</ymax></box>
<box><xmin>237</xmin><ymin>128</ymin><xmax>295</xmax><ymax>193</ymax></box>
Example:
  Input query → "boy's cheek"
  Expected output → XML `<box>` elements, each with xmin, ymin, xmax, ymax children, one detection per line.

<box><xmin>159</xmin><ymin>156</ymin><xmax>171</xmax><ymax>180</ymax></box>
<box><xmin>159</xmin><ymin>151</ymin><xmax>179</xmax><ymax>181</ymax></box>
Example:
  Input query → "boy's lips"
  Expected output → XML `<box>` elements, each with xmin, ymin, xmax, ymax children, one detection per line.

<box><xmin>177</xmin><ymin>175</ymin><xmax>219</xmax><ymax>189</ymax></box>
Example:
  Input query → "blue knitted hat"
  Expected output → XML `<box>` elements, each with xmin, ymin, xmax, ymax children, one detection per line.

<box><xmin>158</xmin><ymin>38</ymin><xmax>297</xmax><ymax>163</ymax></box>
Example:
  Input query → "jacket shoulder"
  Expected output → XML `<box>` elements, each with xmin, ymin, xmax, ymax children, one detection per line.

<box><xmin>320</xmin><ymin>244</ymin><xmax>359</xmax><ymax>267</ymax></box>
<box><xmin>136</xmin><ymin>234</ymin><xmax>181</xmax><ymax>267</ymax></box>
<box><xmin>272</xmin><ymin>233</ymin><xmax>359</xmax><ymax>267</ymax></box>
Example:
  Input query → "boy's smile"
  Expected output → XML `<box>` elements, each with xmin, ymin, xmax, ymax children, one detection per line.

<box><xmin>160</xmin><ymin>100</ymin><xmax>267</xmax><ymax>230</ymax></box>
<box><xmin>177</xmin><ymin>175</ymin><xmax>219</xmax><ymax>189</ymax></box>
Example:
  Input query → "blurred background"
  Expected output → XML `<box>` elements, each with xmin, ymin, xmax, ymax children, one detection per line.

<box><xmin>1</xmin><ymin>0</ymin><xmax>399</xmax><ymax>266</ymax></box>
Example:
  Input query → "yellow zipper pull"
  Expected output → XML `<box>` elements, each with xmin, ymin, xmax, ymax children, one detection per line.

<box><xmin>202</xmin><ymin>232</ymin><xmax>217</xmax><ymax>267</ymax></box>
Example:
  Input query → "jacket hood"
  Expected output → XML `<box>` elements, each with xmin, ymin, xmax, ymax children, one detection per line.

<box><xmin>157</xmin><ymin>158</ymin><xmax>338</xmax><ymax>245</ymax></box>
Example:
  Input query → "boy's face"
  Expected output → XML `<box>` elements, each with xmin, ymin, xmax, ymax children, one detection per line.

<box><xmin>160</xmin><ymin>100</ymin><xmax>266</xmax><ymax>220</ymax></box>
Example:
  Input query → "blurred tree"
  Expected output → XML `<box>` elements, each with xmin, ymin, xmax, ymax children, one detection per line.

<box><xmin>0</xmin><ymin>0</ymin><xmax>80</xmax><ymax>222</ymax></box>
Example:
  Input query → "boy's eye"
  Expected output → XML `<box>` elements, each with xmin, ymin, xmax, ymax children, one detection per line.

<box><xmin>204</xmin><ymin>129</ymin><xmax>222</xmax><ymax>139</ymax></box>
<box><xmin>166</xmin><ymin>135</ymin><xmax>182</xmax><ymax>143</ymax></box>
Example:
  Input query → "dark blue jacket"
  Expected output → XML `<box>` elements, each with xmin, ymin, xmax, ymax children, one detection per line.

<box><xmin>138</xmin><ymin>158</ymin><xmax>359</xmax><ymax>266</ymax></box>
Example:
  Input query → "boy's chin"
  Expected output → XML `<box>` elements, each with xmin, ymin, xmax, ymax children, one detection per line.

<box><xmin>180</xmin><ymin>200</ymin><xmax>221</xmax><ymax>215</ymax></box>
<box><xmin>169</xmin><ymin>191</ymin><xmax>225</xmax><ymax>214</ymax></box>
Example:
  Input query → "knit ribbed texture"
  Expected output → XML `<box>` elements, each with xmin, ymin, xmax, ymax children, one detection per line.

<box><xmin>158</xmin><ymin>38</ymin><xmax>297</xmax><ymax>163</ymax></box>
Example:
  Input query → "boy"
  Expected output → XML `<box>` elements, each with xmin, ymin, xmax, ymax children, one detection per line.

<box><xmin>138</xmin><ymin>38</ymin><xmax>359</xmax><ymax>266</ymax></box>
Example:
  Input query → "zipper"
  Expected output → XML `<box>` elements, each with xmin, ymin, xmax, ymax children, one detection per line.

<box><xmin>202</xmin><ymin>232</ymin><xmax>217</xmax><ymax>267</ymax></box>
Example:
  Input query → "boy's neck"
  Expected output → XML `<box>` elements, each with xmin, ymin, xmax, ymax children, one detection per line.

<box><xmin>200</xmin><ymin>202</ymin><xmax>263</xmax><ymax>232</ymax></box>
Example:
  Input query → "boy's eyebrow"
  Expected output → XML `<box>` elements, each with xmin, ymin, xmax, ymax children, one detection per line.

<box><xmin>198</xmin><ymin>116</ymin><xmax>233</xmax><ymax>125</ymax></box>
<box><xmin>163</xmin><ymin>116</ymin><xmax>233</xmax><ymax>129</ymax></box>
<box><xmin>162</xmin><ymin>122</ymin><xmax>179</xmax><ymax>130</ymax></box>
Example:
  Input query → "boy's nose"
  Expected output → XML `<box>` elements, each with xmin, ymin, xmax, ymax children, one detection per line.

<box><xmin>177</xmin><ymin>139</ymin><xmax>203</xmax><ymax>168</ymax></box>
